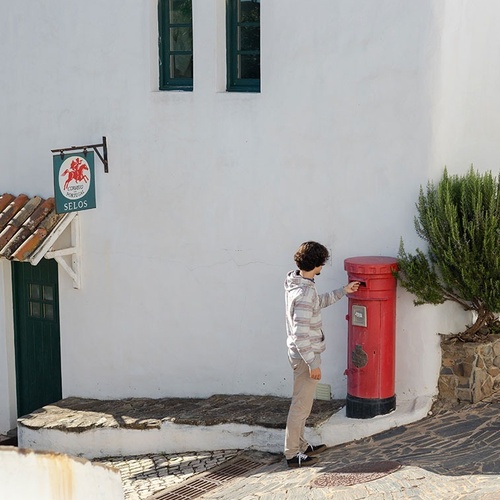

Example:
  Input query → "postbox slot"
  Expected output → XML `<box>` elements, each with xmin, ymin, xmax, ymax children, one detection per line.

<box><xmin>351</xmin><ymin>277</ymin><xmax>367</xmax><ymax>287</ymax></box>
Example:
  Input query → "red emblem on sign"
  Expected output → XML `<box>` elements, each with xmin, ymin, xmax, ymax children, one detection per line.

<box><xmin>61</xmin><ymin>157</ymin><xmax>90</xmax><ymax>190</ymax></box>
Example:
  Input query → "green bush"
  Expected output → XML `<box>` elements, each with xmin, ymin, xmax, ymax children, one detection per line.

<box><xmin>397</xmin><ymin>167</ymin><xmax>500</xmax><ymax>341</ymax></box>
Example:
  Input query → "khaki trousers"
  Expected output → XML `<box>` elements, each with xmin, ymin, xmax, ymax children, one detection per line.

<box><xmin>284</xmin><ymin>356</ymin><xmax>318</xmax><ymax>460</ymax></box>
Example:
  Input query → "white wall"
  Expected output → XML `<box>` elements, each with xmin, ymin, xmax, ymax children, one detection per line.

<box><xmin>0</xmin><ymin>0</ymin><xmax>492</xmax><ymax>415</ymax></box>
<box><xmin>435</xmin><ymin>0</ymin><xmax>500</xmax><ymax>172</ymax></box>
<box><xmin>0</xmin><ymin>447</ymin><xmax>123</xmax><ymax>500</ymax></box>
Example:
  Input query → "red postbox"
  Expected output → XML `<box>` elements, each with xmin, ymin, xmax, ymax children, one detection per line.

<box><xmin>343</xmin><ymin>256</ymin><xmax>398</xmax><ymax>419</ymax></box>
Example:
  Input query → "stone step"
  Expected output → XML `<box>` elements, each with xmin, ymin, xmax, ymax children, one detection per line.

<box><xmin>17</xmin><ymin>394</ymin><xmax>432</xmax><ymax>460</ymax></box>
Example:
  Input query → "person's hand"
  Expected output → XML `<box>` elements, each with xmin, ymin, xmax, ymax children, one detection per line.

<box><xmin>310</xmin><ymin>367</ymin><xmax>322</xmax><ymax>380</ymax></box>
<box><xmin>344</xmin><ymin>281</ymin><xmax>361</xmax><ymax>294</ymax></box>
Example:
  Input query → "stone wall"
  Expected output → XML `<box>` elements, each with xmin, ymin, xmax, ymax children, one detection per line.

<box><xmin>438</xmin><ymin>335</ymin><xmax>500</xmax><ymax>403</ymax></box>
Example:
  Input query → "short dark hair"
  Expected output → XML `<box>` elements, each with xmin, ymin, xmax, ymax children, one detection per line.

<box><xmin>294</xmin><ymin>241</ymin><xmax>329</xmax><ymax>271</ymax></box>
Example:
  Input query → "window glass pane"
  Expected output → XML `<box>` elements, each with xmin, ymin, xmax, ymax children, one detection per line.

<box><xmin>44</xmin><ymin>303</ymin><xmax>54</xmax><ymax>320</ymax></box>
<box><xmin>170</xmin><ymin>0</ymin><xmax>192</xmax><ymax>24</ymax></box>
<box><xmin>239</xmin><ymin>0</ymin><xmax>260</xmax><ymax>23</ymax></box>
<box><xmin>238</xmin><ymin>54</ymin><xmax>260</xmax><ymax>79</ymax></box>
<box><xmin>170</xmin><ymin>54</ymin><xmax>193</xmax><ymax>78</ymax></box>
<box><xmin>227</xmin><ymin>0</ymin><xmax>260</xmax><ymax>91</ymax></box>
<box><xmin>29</xmin><ymin>284</ymin><xmax>41</xmax><ymax>300</ymax></box>
<box><xmin>238</xmin><ymin>26</ymin><xmax>260</xmax><ymax>51</ymax></box>
<box><xmin>29</xmin><ymin>302</ymin><xmax>41</xmax><ymax>318</ymax></box>
<box><xmin>43</xmin><ymin>285</ymin><xmax>54</xmax><ymax>302</ymax></box>
<box><xmin>170</xmin><ymin>27</ymin><xmax>192</xmax><ymax>51</ymax></box>
<box><xmin>159</xmin><ymin>0</ymin><xmax>193</xmax><ymax>90</ymax></box>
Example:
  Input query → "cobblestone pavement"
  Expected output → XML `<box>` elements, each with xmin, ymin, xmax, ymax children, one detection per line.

<box><xmin>94</xmin><ymin>392</ymin><xmax>500</xmax><ymax>500</ymax></box>
<box><xmin>95</xmin><ymin>450</ymin><xmax>241</xmax><ymax>500</ymax></box>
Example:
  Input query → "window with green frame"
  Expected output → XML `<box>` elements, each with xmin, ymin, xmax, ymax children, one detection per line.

<box><xmin>226</xmin><ymin>0</ymin><xmax>260</xmax><ymax>92</ymax></box>
<box><xmin>158</xmin><ymin>0</ymin><xmax>193</xmax><ymax>91</ymax></box>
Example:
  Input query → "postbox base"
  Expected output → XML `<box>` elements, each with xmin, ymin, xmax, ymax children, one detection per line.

<box><xmin>346</xmin><ymin>394</ymin><xmax>396</xmax><ymax>419</ymax></box>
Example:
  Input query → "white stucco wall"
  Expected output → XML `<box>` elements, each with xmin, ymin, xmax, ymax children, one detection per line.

<box><xmin>435</xmin><ymin>0</ymin><xmax>500</xmax><ymax>171</ymax></box>
<box><xmin>1</xmin><ymin>0</ymin><xmax>497</xmax><ymax>429</ymax></box>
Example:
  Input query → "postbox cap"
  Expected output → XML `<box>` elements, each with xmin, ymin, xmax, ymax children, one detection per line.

<box><xmin>344</xmin><ymin>256</ymin><xmax>398</xmax><ymax>275</ymax></box>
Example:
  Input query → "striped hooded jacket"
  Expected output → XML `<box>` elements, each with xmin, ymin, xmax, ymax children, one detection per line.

<box><xmin>284</xmin><ymin>270</ymin><xmax>346</xmax><ymax>369</ymax></box>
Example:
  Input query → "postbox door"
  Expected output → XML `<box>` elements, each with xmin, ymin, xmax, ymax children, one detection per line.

<box><xmin>347</xmin><ymin>300</ymin><xmax>393</xmax><ymax>399</ymax></box>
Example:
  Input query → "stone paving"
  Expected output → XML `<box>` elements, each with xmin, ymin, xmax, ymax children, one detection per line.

<box><xmin>18</xmin><ymin>394</ymin><xmax>342</xmax><ymax>431</ymax></box>
<box><xmin>95</xmin><ymin>450</ymin><xmax>242</xmax><ymax>500</ymax></box>
<box><xmin>91</xmin><ymin>392</ymin><xmax>500</xmax><ymax>499</ymax></box>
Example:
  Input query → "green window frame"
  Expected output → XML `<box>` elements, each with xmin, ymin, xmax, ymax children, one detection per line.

<box><xmin>226</xmin><ymin>0</ymin><xmax>260</xmax><ymax>92</ymax></box>
<box><xmin>158</xmin><ymin>0</ymin><xmax>193</xmax><ymax>91</ymax></box>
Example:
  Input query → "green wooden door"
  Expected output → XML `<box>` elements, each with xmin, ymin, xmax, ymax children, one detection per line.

<box><xmin>12</xmin><ymin>259</ymin><xmax>62</xmax><ymax>417</ymax></box>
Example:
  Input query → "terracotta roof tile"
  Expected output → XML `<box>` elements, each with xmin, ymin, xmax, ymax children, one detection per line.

<box><xmin>0</xmin><ymin>193</ymin><xmax>67</xmax><ymax>262</ymax></box>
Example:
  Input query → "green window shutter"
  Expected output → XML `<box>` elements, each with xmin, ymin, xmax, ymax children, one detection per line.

<box><xmin>159</xmin><ymin>0</ymin><xmax>193</xmax><ymax>91</ymax></box>
<box><xmin>226</xmin><ymin>0</ymin><xmax>260</xmax><ymax>92</ymax></box>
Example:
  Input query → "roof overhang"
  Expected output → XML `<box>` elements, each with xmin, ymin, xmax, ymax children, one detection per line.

<box><xmin>0</xmin><ymin>193</ymin><xmax>82</xmax><ymax>288</ymax></box>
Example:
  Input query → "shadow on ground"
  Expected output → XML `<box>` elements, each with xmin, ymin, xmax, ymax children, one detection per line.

<box><xmin>313</xmin><ymin>395</ymin><xmax>500</xmax><ymax>477</ymax></box>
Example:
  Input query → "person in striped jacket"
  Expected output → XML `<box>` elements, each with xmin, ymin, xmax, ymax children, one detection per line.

<box><xmin>284</xmin><ymin>241</ymin><xmax>360</xmax><ymax>468</ymax></box>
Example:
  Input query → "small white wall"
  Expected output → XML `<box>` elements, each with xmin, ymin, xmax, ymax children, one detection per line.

<box><xmin>0</xmin><ymin>447</ymin><xmax>123</xmax><ymax>500</ymax></box>
<box><xmin>0</xmin><ymin>261</ymin><xmax>17</xmax><ymax>434</ymax></box>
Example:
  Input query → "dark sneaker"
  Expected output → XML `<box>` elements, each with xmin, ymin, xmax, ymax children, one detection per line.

<box><xmin>286</xmin><ymin>452</ymin><xmax>319</xmax><ymax>468</ymax></box>
<box><xmin>304</xmin><ymin>443</ymin><xmax>327</xmax><ymax>456</ymax></box>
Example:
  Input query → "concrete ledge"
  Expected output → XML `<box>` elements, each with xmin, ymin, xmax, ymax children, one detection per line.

<box><xmin>19</xmin><ymin>421</ymin><xmax>286</xmax><ymax>459</ymax></box>
<box><xmin>317</xmin><ymin>395</ymin><xmax>433</xmax><ymax>446</ymax></box>
<box><xmin>18</xmin><ymin>395</ymin><xmax>434</xmax><ymax>459</ymax></box>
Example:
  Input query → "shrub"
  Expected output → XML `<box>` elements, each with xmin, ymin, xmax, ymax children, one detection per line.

<box><xmin>397</xmin><ymin>167</ymin><xmax>500</xmax><ymax>341</ymax></box>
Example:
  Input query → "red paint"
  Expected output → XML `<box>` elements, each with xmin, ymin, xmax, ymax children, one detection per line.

<box><xmin>344</xmin><ymin>256</ymin><xmax>398</xmax><ymax>401</ymax></box>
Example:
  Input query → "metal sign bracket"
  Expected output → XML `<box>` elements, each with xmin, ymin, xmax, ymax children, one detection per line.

<box><xmin>51</xmin><ymin>136</ymin><xmax>109</xmax><ymax>173</ymax></box>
